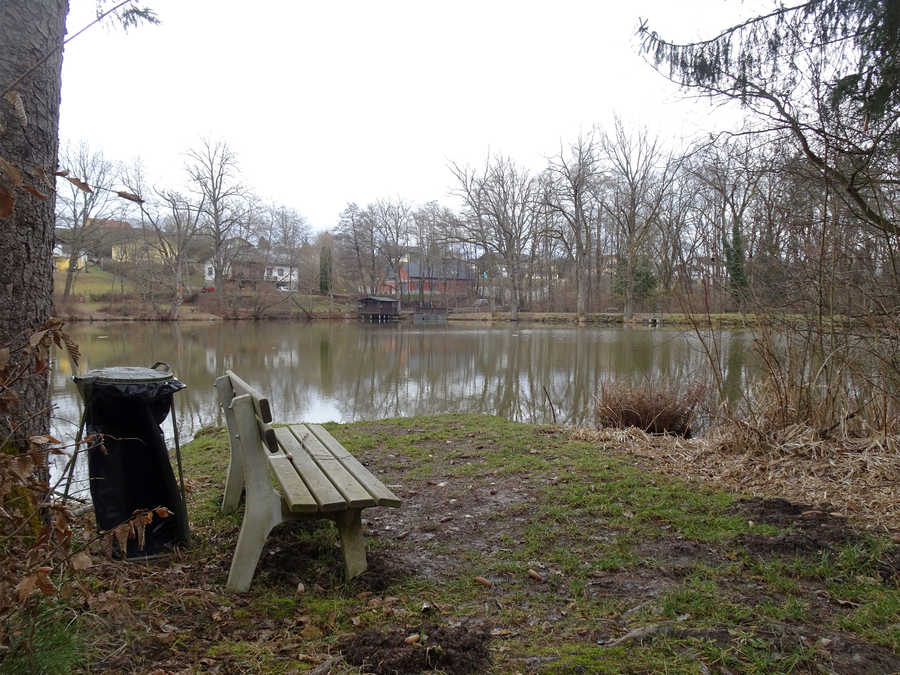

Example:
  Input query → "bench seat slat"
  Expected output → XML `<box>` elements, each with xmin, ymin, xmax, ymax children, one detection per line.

<box><xmin>290</xmin><ymin>425</ymin><xmax>377</xmax><ymax>509</ymax></box>
<box><xmin>268</xmin><ymin>455</ymin><xmax>318</xmax><ymax>513</ymax></box>
<box><xmin>274</xmin><ymin>427</ymin><xmax>346</xmax><ymax>511</ymax></box>
<box><xmin>306</xmin><ymin>424</ymin><xmax>402</xmax><ymax>507</ymax></box>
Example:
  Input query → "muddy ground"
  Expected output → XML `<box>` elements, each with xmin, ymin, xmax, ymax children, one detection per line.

<box><xmin>58</xmin><ymin>417</ymin><xmax>899</xmax><ymax>674</ymax></box>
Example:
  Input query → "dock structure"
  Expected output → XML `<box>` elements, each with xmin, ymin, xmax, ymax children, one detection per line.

<box><xmin>358</xmin><ymin>296</ymin><xmax>400</xmax><ymax>323</ymax></box>
<box><xmin>412</xmin><ymin>306</ymin><xmax>448</xmax><ymax>325</ymax></box>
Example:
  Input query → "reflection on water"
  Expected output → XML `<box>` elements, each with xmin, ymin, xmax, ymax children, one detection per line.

<box><xmin>53</xmin><ymin>321</ymin><xmax>755</xmax><ymax>437</ymax></box>
<box><xmin>51</xmin><ymin>321</ymin><xmax>754</xmax><ymax>494</ymax></box>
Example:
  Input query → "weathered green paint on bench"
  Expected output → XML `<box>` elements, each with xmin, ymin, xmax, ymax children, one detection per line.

<box><xmin>215</xmin><ymin>370</ymin><xmax>401</xmax><ymax>592</ymax></box>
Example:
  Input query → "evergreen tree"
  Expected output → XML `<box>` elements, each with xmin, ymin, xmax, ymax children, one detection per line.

<box><xmin>722</xmin><ymin>221</ymin><xmax>748</xmax><ymax>293</ymax></box>
<box><xmin>319</xmin><ymin>246</ymin><xmax>332</xmax><ymax>294</ymax></box>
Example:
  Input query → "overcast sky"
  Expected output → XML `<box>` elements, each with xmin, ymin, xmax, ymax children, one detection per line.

<box><xmin>59</xmin><ymin>0</ymin><xmax>750</xmax><ymax>230</ymax></box>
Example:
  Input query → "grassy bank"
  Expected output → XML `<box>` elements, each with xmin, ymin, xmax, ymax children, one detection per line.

<box><xmin>33</xmin><ymin>414</ymin><xmax>898</xmax><ymax>674</ymax></box>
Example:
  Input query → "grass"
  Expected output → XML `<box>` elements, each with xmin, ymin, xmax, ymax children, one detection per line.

<box><xmin>58</xmin><ymin>414</ymin><xmax>899</xmax><ymax>673</ymax></box>
<box><xmin>53</xmin><ymin>267</ymin><xmax>133</xmax><ymax>298</ymax></box>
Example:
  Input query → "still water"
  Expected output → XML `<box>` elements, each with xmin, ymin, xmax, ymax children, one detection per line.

<box><xmin>52</xmin><ymin>320</ymin><xmax>755</xmax><ymax>445</ymax></box>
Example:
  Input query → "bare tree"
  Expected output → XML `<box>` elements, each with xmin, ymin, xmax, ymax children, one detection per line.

<box><xmin>273</xmin><ymin>204</ymin><xmax>309</xmax><ymax>290</ymax></box>
<box><xmin>601</xmin><ymin>119</ymin><xmax>680</xmax><ymax>319</ymax></box>
<box><xmin>55</xmin><ymin>140</ymin><xmax>121</xmax><ymax>298</ymax></box>
<box><xmin>186</xmin><ymin>139</ymin><xmax>245</xmax><ymax>306</ymax></box>
<box><xmin>450</xmin><ymin>155</ymin><xmax>538</xmax><ymax>320</ymax></box>
<box><xmin>369</xmin><ymin>199</ymin><xmax>412</xmax><ymax>298</ymax></box>
<box><xmin>335</xmin><ymin>202</ymin><xmax>378</xmax><ymax>294</ymax></box>
<box><xmin>544</xmin><ymin>133</ymin><xmax>603</xmax><ymax>322</ymax></box>
<box><xmin>122</xmin><ymin>162</ymin><xmax>205</xmax><ymax>320</ymax></box>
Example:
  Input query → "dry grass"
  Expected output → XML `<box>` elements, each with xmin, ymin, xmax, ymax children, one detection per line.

<box><xmin>595</xmin><ymin>379</ymin><xmax>707</xmax><ymax>437</ymax></box>
<box><xmin>570</xmin><ymin>422</ymin><xmax>900</xmax><ymax>536</ymax></box>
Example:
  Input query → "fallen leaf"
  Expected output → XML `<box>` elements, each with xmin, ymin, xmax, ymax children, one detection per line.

<box><xmin>35</xmin><ymin>568</ymin><xmax>55</xmax><ymax>596</ymax></box>
<box><xmin>70</xmin><ymin>551</ymin><xmax>92</xmax><ymax>570</ymax></box>
<box><xmin>301</xmin><ymin>624</ymin><xmax>322</xmax><ymax>639</ymax></box>
<box><xmin>474</xmin><ymin>576</ymin><xmax>493</xmax><ymax>588</ymax></box>
<box><xmin>296</xmin><ymin>582</ymin><xmax>305</xmax><ymax>594</ymax></box>
<box><xmin>527</xmin><ymin>568</ymin><xmax>545</xmax><ymax>582</ymax></box>
<box><xmin>404</xmin><ymin>633</ymin><xmax>420</xmax><ymax>644</ymax></box>
<box><xmin>16</xmin><ymin>575</ymin><xmax>36</xmax><ymax>602</ymax></box>
<box><xmin>350</xmin><ymin>615</ymin><xmax>362</xmax><ymax>626</ymax></box>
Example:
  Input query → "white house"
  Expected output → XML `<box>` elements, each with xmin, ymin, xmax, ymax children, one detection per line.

<box><xmin>202</xmin><ymin>247</ymin><xmax>300</xmax><ymax>290</ymax></box>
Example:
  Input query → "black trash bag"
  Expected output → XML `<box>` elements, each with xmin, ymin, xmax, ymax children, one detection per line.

<box><xmin>74</xmin><ymin>366</ymin><xmax>189</xmax><ymax>558</ymax></box>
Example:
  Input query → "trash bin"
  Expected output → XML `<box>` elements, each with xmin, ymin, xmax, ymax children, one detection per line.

<box><xmin>73</xmin><ymin>364</ymin><xmax>189</xmax><ymax>557</ymax></box>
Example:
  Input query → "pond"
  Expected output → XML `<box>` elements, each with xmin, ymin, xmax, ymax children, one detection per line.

<box><xmin>50</xmin><ymin>320</ymin><xmax>757</xmax><ymax>498</ymax></box>
<box><xmin>52</xmin><ymin>320</ymin><xmax>755</xmax><ymax>444</ymax></box>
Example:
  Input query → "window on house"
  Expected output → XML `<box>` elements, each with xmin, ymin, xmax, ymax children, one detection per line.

<box><xmin>207</xmin><ymin>266</ymin><xmax>213</xmax><ymax>276</ymax></box>
<box><xmin>277</xmin><ymin>267</ymin><xmax>284</xmax><ymax>276</ymax></box>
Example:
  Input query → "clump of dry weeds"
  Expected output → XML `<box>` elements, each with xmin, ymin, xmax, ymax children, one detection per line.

<box><xmin>595</xmin><ymin>379</ymin><xmax>707</xmax><ymax>437</ymax></box>
<box><xmin>571</xmin><ymin>421</ymin><xmax>900</xmax><ymax>535</ymax></box>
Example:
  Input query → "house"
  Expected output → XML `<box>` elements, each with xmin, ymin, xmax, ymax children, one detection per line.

<box><xmin>55</xmin><ymin>218</ymin><xmax>135</xmax><ymax>264</ymax></box>
<box><xmin>111</xmin><ymin>229</ymin><xmax>177</xmax><ymax>264</ymax></box>
<box><xmin>379</xmin><ymin>257</ymin><xmax>476</xmax><ymax>297</ymax></box>
<box><xmin>202</xmin><ymin>245</ymin><xmax>300</xmax><ymax>290</ymax></box>
<box><xmin>53</xmin><ymin>242</ymin><xmax>87</xmax><ymax>272</ymax></box>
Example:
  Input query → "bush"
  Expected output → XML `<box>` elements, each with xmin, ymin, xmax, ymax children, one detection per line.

<box><xmin>595</xmin><ymin>379</ymin><xmax>707</xmax><ymax>437</ymax></box>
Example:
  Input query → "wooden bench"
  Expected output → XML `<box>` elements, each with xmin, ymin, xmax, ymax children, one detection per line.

<box><xmin>215</xmin><ymin>370</ymin><xmax>401</xmax><ymax>592</ymax></box>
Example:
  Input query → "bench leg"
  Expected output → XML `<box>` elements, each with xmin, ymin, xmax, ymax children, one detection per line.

<box><xmin>221</xmin><ymin>444</ymin><xmax>245</xmax><ymax>514</ymax></box>
<box><xmin>334</xmin><ymin>509</ymin><xmax>367</xmax><ymax>580</ymax></box>
<box><xmin>226</xmin><ymin>489</ymin><xmax>282</xmax><ymax>592</ymax></box>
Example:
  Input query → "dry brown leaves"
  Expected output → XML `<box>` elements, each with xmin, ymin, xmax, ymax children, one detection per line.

<box><xmin>573</xmin><ymin>424</ymin><xmax>900</xmax><ymax>536</ymax></box>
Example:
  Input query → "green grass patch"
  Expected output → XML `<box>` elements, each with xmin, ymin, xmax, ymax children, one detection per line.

<box><xmin>61</xmin><ymin>413</ymin><xmax>896</xmax><ymax>673</ymax></box>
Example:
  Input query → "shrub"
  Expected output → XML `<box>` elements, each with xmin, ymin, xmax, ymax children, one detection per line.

<box><xmin>595</xmin><ymin>379</ymin><xmax>707</xmax><ymax>437</ymax></box>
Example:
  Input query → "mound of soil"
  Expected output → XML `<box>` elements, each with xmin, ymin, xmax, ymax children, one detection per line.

<box><xmin>730</xmin><ymin>497</ymin><xmax>861</xmax><ymax>555</ymax></box>
<box><xmin>339</xmin><ymin>623</ymin><xmax>491</xmax><ymax>675</ymax></box>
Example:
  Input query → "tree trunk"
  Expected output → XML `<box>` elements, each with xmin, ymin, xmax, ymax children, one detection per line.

<box><xmin>171</xmin><ymin>260</ymin><xmax>184</xmax><ymax>320</ymax></box>
<box><xmin>63</xmin><ymin>256</ymin><xmax>78</xmax><ymax>298</ymax></box>
<box><xmin>575</xmin><ymin>263</ymin><xmax>587</xmax><ymax>324</ymax></box>
<box><xmin>0</xmin><ymin>0</ymin><xmax>68</xmax><ymax>447</ymax></box>
<box><xmin>623</xmin><ymin>256</ymin><xmax>635</xmax><ymax>321</ymax></box>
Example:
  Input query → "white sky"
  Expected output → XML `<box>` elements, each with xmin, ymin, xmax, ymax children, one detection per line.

<box><xmin>59</xmin><ymin>0</ymin><xmax>749</xmax><ymax>230</ymax></box>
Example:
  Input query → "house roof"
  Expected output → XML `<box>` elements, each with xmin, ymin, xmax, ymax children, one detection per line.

<box><xmin>405</xmin><ymin>259</ymin><xmax>476</xmax><ymax>280</ymax></box>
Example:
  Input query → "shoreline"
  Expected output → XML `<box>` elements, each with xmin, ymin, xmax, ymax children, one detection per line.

<box><xmin>54</xmin><ymin>307</ymin><xmax>860</xmax><ymax>329</ymax></box>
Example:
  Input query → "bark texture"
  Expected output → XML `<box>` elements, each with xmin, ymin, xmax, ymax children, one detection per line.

<box><xmin>0</xmin><ymin>0</ymin><xmax>68</xmax><ymax>445</ymax></box>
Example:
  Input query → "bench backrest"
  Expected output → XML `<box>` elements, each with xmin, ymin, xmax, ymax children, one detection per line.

<box><xmin>215</xmin><ymin>370</ymin><xmax>278</xmax><ymax>452</ymax></box>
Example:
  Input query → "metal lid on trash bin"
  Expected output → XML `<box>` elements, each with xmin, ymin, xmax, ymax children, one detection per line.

<box><xmin>73</xmin><ymin>365</ymin><xmax>176</xmax><ymax>384</ymax></box>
